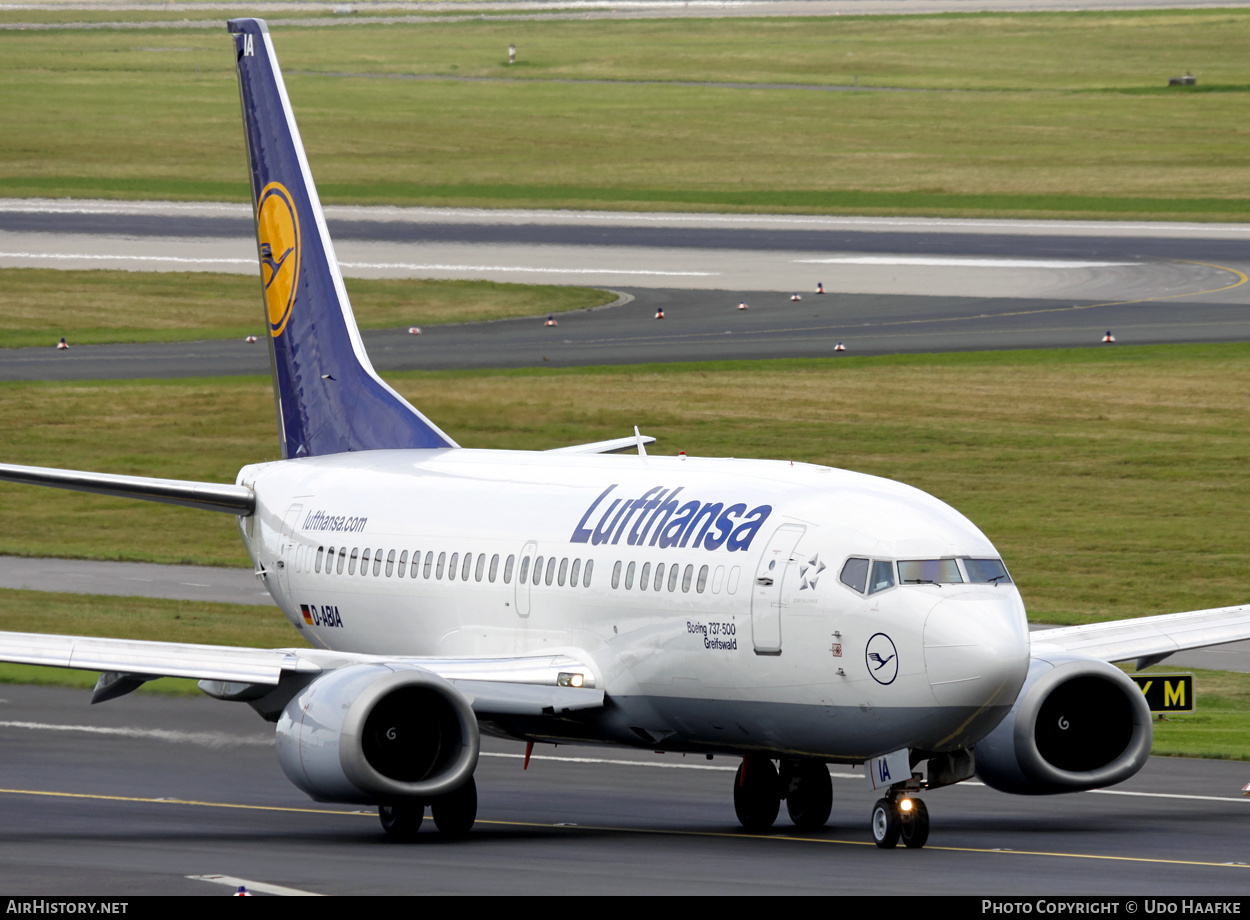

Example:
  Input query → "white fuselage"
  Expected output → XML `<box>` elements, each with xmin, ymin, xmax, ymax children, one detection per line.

<box><xmin>238</xmin><ymin>449</ymin><xmax>1031</xmax><ymax>762</ymax></box>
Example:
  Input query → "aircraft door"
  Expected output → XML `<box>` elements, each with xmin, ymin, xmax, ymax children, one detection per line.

<box><xmin>750</xmin><ymin>524</ymin><xmax>805</xmax><ymax>655</ymax></box>
<box><xmin>276</xmin><ymin>503</ymin><xmax>303</xmax><ymax>627</ymax></box>
<box><xmin>515</xmin><ymin>541</ymin><xmax>536</xmax><ymax>618</ymax></box>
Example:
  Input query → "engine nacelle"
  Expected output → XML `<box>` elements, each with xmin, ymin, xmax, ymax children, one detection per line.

<box><xmin>975</xmin><ymin>656</ymin><xmax>1152</xmax><ymax>795</ymax></box>
<box><xmin>275</xmin><ymin>663</ymin><xmax>480</xmax><ymax>804</ymax></box>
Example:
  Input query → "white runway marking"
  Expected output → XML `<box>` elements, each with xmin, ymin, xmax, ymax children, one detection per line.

<box><xmin>795</xmin><ymin>256</ymin><xmax>1138</xmax><ymax>268</ymax></box>
<box><xmin>0</xmin><ymin>720</ymin><xmax>270</xmax><ymax>748</ymax></box>
<box><xmin>188</xmin><ymin>874</ymin><xmax>323</xmax><ymax>897</ymax></box>
<box><xmin>0</xmin><ymin>251</ymin><xmax>716</xmax><ymax>277</ymax></box>
<box><xmin>0</xmin><ymin>251</ymin><xmax>252</xmax><ymax>267</ymax></box>
<box><xmin>338</xmin><ymin>260</ymin><xmax>716</xmax><ymax>276</ymax></box>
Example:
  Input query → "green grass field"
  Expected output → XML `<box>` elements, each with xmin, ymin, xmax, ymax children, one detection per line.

<box><xmin>0</xmin><ymin>269</ymin><xmax>614</xmax><ymax>348</ymax></box>
<box><xmin>1</xmin><ymin>11</ymin><xmax>1248</xmax><ymax>218</ymax></box>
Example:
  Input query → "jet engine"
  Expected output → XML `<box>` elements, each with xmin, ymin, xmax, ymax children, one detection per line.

<box><xmin>975</xmin><ymin>656</ymin><xmax>1152</xmax><ymax>795</ymax></box>
<box><xmin>275</xmin><ymin>663</ymin><xmax>479</xmax><ymax>804</ymax></box>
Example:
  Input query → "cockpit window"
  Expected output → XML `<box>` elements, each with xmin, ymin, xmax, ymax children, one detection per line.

<box><xmin>963</xmin><ymin>557</ymin><xmax>1012</xmax><ymax>584</ymax></box>
<box><xmin>839</xmin><ymin>557</ymin><xmax>869</xmax><ymax>593</ymax></box>
<box><xmin>898</xmin><ymin>558</ymin><xmax>963</xmax><ymax>585</ymax></box>
<box><xmin>868</xmin><ymin>560</ymin><xmax>895</xmax><ymax>594</ymax></box>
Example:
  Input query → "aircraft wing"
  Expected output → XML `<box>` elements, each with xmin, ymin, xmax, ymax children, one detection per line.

<box><xmin>0</xmin><ymin>630</ymin><xmax>604</xmax><ymax>715</ymax></box>
<box><xmin>1030</xmin><ymin>603</ymin><xmax>1250</xmax><ymax>667</ymax></box>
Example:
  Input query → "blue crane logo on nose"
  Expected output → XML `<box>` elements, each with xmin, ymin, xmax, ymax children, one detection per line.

<box><xmin>865</xmin><ymin>632</ymin><xmax>898</xmax><ymax>685</ymax></box>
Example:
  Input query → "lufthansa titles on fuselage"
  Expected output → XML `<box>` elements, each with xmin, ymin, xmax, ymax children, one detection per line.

<box><xmin>570</xmin><ymin>484</ymin><xmax>772</xmax><ymax>552</ymax></box>
<box><xmin>302</xmin><ymin>509</ymin><xmax>368</xmax><ymax>534</ymax></box>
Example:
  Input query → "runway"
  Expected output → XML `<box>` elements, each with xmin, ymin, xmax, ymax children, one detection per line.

<box><xmin>0</xmin><ymin>684</ymin><xmax>1248</xmax><ymax>896</ymax></box>
<box><xmin>1</xmin><ymin>201</ymin><xmax>1248</xmax><ymax>378</ymax></box>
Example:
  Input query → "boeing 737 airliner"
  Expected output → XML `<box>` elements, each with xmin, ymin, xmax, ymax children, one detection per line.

<box><xmin>2</xmin><ymin>18</ymin><xmax>1249</xmax><ymax>847</ymax></box>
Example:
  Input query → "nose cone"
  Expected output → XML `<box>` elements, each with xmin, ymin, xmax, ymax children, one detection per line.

<box><xmin>924</xmin><ymin>592</ymin><xmax>1030</xmax><ymax>739</ymax></box>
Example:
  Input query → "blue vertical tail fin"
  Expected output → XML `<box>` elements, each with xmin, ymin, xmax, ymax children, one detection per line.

<box><xmin>228</xmin><ymin>18</ymin><xmax>457</xmax><ymax>458</ymax></box>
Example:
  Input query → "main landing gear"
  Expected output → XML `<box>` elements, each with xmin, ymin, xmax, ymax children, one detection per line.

<box><xmin>378</xmin><ymin>776</ymin><xmax>478</xmax><ymax>841</ymax></box>
<box><xmin>733</xmin><ymin>756</ymin><xmax>833</xmax><ymax>833</ymax></box>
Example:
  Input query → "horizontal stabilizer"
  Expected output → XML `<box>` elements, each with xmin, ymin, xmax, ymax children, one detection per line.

<box><xmin>547</xmin><ymin>434</ymin><xmax>656</xmax><ymax>455</ymax></box>
<box><xmin>1031</xmin><ymin>604</ymin><xmax>1250</xmax><ymax>664</ymax></box>
<box><xmin>0</xmin><ymin>462</ymin><xmax>254</xmax><ymax>515</ymax></box>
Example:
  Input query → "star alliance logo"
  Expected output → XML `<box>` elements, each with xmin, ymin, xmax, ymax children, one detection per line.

<box><xmin>799</xmin><ymin>554</ymin><xmax>826</xmax><ymax>591</ymax></box>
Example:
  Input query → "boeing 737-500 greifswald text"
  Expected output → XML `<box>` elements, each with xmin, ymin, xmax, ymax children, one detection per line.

<box><xmin>2</xmin><ymin>18</ymin><xmax>1250</xmax><ymax>846</ymax></box>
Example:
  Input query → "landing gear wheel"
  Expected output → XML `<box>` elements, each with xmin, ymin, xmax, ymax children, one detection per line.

<box><xmin>733</xmin><ymin>757</ymin><xmax>780</xmax><ymax>833</ymax></box>
<box><xmin>379</xmin><ymin>802</ymin><xmax>423</xmax><ymax>841</ymax></box>
<box><xmin>870</xmin><ymin>797</ymin><xmax>901</xmax><ymax>848</ymax></box>
<box><xmin>785</xmin><ymin>762</ymin><xmax>833</xmax><ymax>830</ymax></box>
<box><xmin>431</xmin><ymin>776</ymin><xmax>477</xmax><ymax>838</ymax></box>
<box><xmin>900</xmin><ymin>797</ymin><xmax>929</xmax><ymax>849</ymax></box>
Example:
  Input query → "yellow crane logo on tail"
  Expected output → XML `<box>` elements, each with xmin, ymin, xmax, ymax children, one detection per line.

<box><xmin>256</xmin><ymin>182</ymin><xmax>300</xmax><ymax>337</ymax></box>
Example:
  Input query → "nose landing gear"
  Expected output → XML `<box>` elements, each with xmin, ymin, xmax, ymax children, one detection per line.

<box><xmin>871</xmin><ymin>791</ymin><xmax>929</xmax><ymax>849</ymax></box>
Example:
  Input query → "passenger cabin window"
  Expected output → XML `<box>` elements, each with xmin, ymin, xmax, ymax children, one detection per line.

<box><xmin>697</xmin><ymin>565</ymin><xmax>708</xmax><ymax>593</ymax></box>
<box><xmin>611</xmin><ymin>560</ymin><xmax>621</xmax><ymax>589</ymax></box>
<box><xmin>373</xmin><ymin>548</ymin><xmax>384</xmax><ymax>577</ymax></box>
<box><xmin>625</xmin><ymin>562</ymin><xmax>636</xmax><ymax>590</ymax></box>
<box><xmin>638</xmin><ymin>562</ymin><xmax>649</xmax><ymax>590</ymax></box>
<box><xmin>397</xmin><ymin>550</ymin><xmax>407</xmax><ymax>578</ymax></box>
<box><xmin>489</xmin><ymin>554</ymin><xmax>500</xmax><ymax>583</ymax></box>
<box><xmin>504</xmin><ymin>555</ymin><xmax>515</xmax><ymax>584</ymax></box>
<box><xmin>315</xmin><ymin>546</ymin><xmax>325</xmax><ymax>573</ymax></box>
<box><xmin>423</xmin><ymin>552</ymin><xmax>434</xmax><ymax>579</ymax></box>
<box><xmin>461</xmin><ymin>553</ymin><xmax>473</xmax><ymax>581</ymax></box>
<box><xmin>348</xmin><ymin>548</ymin><xmax>359</xmax><ymax>575</ymax></box>
<box><xmin>570</xmin><ymin>558</ymin><xmax>581</xmax><ymax>587</ymax></box>
<box><xmin>583</xmin><ymin>559</ymin><xmax>594</xmax><ymax>586</ymax></box>
<box><xmin>545</xmin><ymin>556</ymin><xmax>557</xmax><ymax>586</ymax></box>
